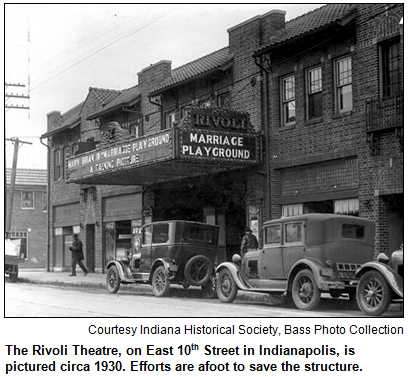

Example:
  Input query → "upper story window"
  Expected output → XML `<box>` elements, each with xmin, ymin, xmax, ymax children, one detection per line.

<box><xmin>307</xmin><ymin>66</ymin><xmax>322</xmax><ymax>120</ymax></box>
<box><xmin>42</xmin><ymin>191</ymin><xmax>47</xmax><ymax>212</ymax></box>
<box><xmin>381</xmin><ymin>39</ymin><xmax>401</xmax><ymax>97</ymax></box>
<box><xmin>164</xmin><ymin>111</ymin><xmax>175</xmax><ymax>129</ymax></box>
<box><xmin>21</xmin><ymin>191</ymin><xmax>34</xmax><ymax>209</ymax></box>
<box><xmin>281</xmin><ymin>75</ymin><xmax>296</xmax><ymax>126</ymax></box>
<box><xmin>335</xmin><ymin>56</ymin><xmax>353</xmax><ymax>112</ymax></box>
<box><xmin>54</xmin><ymin>149</ymin><xmax>61</xmax><ymax>181</ymax></box>
<box><xmin>217</xmin><ymin>92</ymin><xmax>230</xmax><ymax>108</ymax></box>
<box><xmin>130</xmin><ymin>119</ymin><xmax>141</xmax><ymax>138</ymax></box>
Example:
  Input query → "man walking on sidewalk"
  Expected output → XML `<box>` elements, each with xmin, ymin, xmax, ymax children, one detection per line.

<box><xmin>69</xmin><ymin>234</ymin><xmax>89</xmax><ymax>276</ymax></box>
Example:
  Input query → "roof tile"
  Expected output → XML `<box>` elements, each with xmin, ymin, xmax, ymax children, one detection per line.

<box><xmin>6</xmin><ymin>168</ymin><xmax>47</xmax><ymax>187</ymax></box>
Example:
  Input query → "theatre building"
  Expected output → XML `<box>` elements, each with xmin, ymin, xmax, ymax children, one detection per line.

<box><xmin>42</xmin><ymin>4</ymin><xmax>403</xmax><ymax>272</ymax></box>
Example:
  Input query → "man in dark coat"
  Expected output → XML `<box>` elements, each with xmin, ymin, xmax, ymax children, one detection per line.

<box><xmin>240</xmin><ymin>226</ymin><xmax>259</xmax><ymax>259</ymax></box>
<box><xmin>69</xmin><ymin>234</ymin><xmax>89</xmax><ymax>276</ymax></box>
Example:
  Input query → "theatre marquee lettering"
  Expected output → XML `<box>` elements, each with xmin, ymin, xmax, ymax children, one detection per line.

<box><xmin>191</xmin><ymin>108</ymin><xmax>249</xmax><ymax>133</ymax></box>
<box><xmin>181</xmin><ymin>131</ymin><xmax>257</xmax><ymax>161</ymax></box>
<box><xmin>67</xmin><ymin>131</ymin><xmax>172</xmax><ymax>180</ymax></box>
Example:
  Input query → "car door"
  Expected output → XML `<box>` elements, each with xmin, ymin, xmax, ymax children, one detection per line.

<box><xmin>282</xmin><ymin>221</ymin><xmax>306</xmax><ymax>276</ymax></box>
<box><xmin>140</xmin><ymin>225</ymin><xmax>152</xmax><ymax>271</ymax></box>
<box><xmin>259</xmin><ymin>224</ymin><xmax>285</xmax><ymax>278</ymax></box>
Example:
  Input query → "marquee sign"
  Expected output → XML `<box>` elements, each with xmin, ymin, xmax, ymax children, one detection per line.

<box><xmin>67</xmin><ymin>130</ymin><xmax>173</xmax><ymax>181</ymax></box>
<box><xmin>66</xmin><ymin>107</ymin><xmax>260</xmax><ymax>185</ymax></box>
<box><xmin>190</xmin><ymin>107</ymin><xmax>250</xmax><ymax>133</ymax></box>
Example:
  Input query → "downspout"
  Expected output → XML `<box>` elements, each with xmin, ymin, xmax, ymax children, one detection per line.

<box><xmin>40</xmin><ymin>137</ymin><xmax>51</xmax><ymax>272</ymax></box>
<box><xmin>254</xmin><ymin>56</ymin><xmax>271</xmax><ymax>220</ymax></box>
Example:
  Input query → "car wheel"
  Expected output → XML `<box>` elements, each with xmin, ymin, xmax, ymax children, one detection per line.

<box><xmin>152</xmin><ymin>266</ymin><xmax>170</xmax><ymax>297</ymax></box>
<box><xmin>201</xmin><ymin>273</ymin><xmax>217</xmax><ymax>299</ymax></box>
<box><xmin>9</xmin><ymin>266</ymin><xmax>18</xmax><ymax>283</ymax></box>
<box><xmin>184</xmin><ymin>255</ymin><xmax>212</xmax><ymax>286</ymax></box>
<box><xmin>292</xmin><ymin>269</ymin><xmax>321</xmax><ymax>310</ymax></box>
<box><xmin>357</xmin><ymin>270</ymin><xmax>392</xmax><ymax>316</ymax></box>
<box><xmin>106</xmin><ymin>265</ymin><xmax>120</xmax><ymax>294</ymax></box>
<box><xmin>216</xmin><ymin>269</ymin><xmax>238</xmax><ymax>303</ymax></box>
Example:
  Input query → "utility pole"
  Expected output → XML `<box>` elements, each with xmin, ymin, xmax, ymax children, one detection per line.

<box><xmin>5</xmin><ymin>82</ymin><xmax>31</xmax><ymax>238</ymax></box>
<box><xmin>5</xmin><ymin>138</ymin><xmax>33</xmax><ymax>238</ymax></box>
<box><xmin>5</xmin><ymin>82</ymin><xmax>30</xmax><ymax>110</ymax></box>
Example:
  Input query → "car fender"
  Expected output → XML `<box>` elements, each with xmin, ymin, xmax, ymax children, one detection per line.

<box><xmin>356</xmin><ymin>262</ymin><xmax>403</xmax><ymax>298</ymax></box>
<box><xmin>105</xmin><ymin>260</ymin><xmax>135</xmax><ymax>283</ymax></box>
<box><xmin>288</xmin><ymin>258</ymin><xmax>326</xmax><ymax>290</ymax></box>
<box><xmin>149</xmin><ymin>258</ymin><xmax>173</xmax><ymax>281</ymax></box>
<box><xmin>216</xmin><ymin>262</ymin><xmax>252</xmax><ymax>290</ymax></box>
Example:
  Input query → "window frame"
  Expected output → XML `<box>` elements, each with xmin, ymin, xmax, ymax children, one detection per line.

<box><xmin>283</xmin><ymin>221</ymin><xmax>304</xmax><ymax>245</ymax></box>
<box><xmin>264</xmin><ymin>224</ymin><xmax>282</xmax><ymax>246</ymax></box>
<box><xmin>306</xmin><ymin>66</ymin><xmax>323</xmax><ymax>120</ymax></box>
<box><xmin>335</xmin><ymin>56</ymin><xmax>353</xmax><ymax>113</ymax></box>
<box><xmin>380</xmin><ymin>38</ymin><xmax>401</xmax><ymax>98</ymax></box>
<box><xmin>281</xmin><ymin>74</ymin><xmax>296</xmax><ymax>127</ymax></box>
<box><xmin>217</xmin><ymin>92</ymin><xmax>230</xmax><ymax>108</ymax></box>
<box><xmin>164</xmin><ymin>111</ymin><xmax>176</xmax><ymax>129</ymax></box>
<box><xmin>21</xmin><ymin>191</ymin><xmax>34</xmax><ymax>209</ymax></box>
<box><xmin>54</xmin><ymin>149</ymin><xmax>61</xmax><ymax>181</ymax></box>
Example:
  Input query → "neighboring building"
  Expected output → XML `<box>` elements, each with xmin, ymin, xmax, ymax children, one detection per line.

<box><xmin>6</xmin><ymin>168</ymin><xmax>47</xmax><ymax>268</ymax></box>
<box><xmin>252</xmin><ymin>3</ymin><xmax>403</xmax><ymax>255</ymax></box>
<box><xmin>42</xmin><ymin>4</ymin><xmax>403</xmax><ymax>273</ymax></box>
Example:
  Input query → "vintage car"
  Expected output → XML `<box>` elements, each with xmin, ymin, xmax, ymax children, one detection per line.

<box><xmin>355</xmin><ymin>245</ymin><xmax>403</xmax><ymax>316</ymax></box>
<box><xmin>216</xmin><ymin>214</ymin><xmax>376</xmax><ymax>311</ymax></box>
<box><xmin>5</xmin><ymin>238</ymin><xmax>24</xmax><ymax>282</ymax></box>
<box><xmin>106</xmin><ymin>220</ymin><xmax>219</xmax><ymax>298</ymax></box>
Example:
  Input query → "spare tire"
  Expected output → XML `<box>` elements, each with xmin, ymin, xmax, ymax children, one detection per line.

<box><xmin>184</xmin><ymin>255</ymin><xmax>212</xmax><ymax>286</ymax></box>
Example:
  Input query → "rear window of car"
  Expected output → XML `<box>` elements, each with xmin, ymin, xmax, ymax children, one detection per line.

<box><xmin>342</xmin><ymin>224</ymin><xmax>365</xmax><ymax>239</ymax></box>
<box><xmin>185</xmin><ymin>224</ymin><xmax>215</xmax><ymax>243</ymax></box>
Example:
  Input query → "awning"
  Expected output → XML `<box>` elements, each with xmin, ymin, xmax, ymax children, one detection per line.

<box><xmin>66</xmin><ymin>107</ymin><xmax>261</xmax><ymax>186</ymax></box>
<box><xmin>41</xmin><ymin>121</ymin><xmax>80</xmax><ymax>138</ymax></box>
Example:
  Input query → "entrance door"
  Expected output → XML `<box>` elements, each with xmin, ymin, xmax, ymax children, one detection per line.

<box><xmin>63</xmin><ymin>234</ymin><xmax>72</xmax><ymax>268</ymax></box>
<box><xmin>86</xmin><ymin>224</ymin><xmax>95</xmax><ymax>272</ymax></box>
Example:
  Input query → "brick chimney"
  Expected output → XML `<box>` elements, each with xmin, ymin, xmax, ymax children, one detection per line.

<box><xmin>47</xmin><ymin>111</ymin><xmax>62</xmax><ymax>131</ymax></box>
<box><xmin>261</xmin><ymin>9</ymin><xmax>286</xmax><ymax>44</ymax></box>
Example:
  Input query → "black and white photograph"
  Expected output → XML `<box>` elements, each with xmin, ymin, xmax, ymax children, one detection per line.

<box><xmin>4</xmin><ymin>2</ymin><xmax>405</xmax><ymax>374</ymax></box>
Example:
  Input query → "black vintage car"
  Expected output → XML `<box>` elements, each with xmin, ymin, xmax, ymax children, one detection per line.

<box><xmin>106</xmin><ymin>220</ymin><xmax>219</xmax><ymax>298</ymax></box>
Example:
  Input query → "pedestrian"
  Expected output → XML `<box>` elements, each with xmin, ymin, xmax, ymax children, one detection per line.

<box><xmin>69</xmin><ymin>234</ymin><xmax>89</xmax><ymax>276</ymax></box>
<box><xmin>240</xmin><ymin>226</ymin><xmax>259</xmax><ymax>259</ymax></box>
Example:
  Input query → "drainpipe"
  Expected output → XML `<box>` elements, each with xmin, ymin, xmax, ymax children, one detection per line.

<box><xmin>254</xmin><ymin>57</ymin><xmax>271</xmax><ymax>219</ymax></box>
<box><xmin>40</xmin><ymin>137</ymin><xmax>51</xmax><ymax>272</ymax></box>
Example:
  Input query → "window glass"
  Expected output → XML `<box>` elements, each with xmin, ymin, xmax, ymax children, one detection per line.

<box><xmin>382</xmin><ymin>40</ymin><xmax>401</xmax><ymax>97</ymax></box>
<box><xmin>265</xmin><ymin>225</ymin><xmax>282</xmax><ymax>245</ymax></box>
<box><xmin>285</xmin><ymin>223</ymin><xmax>303</xmax><ymax>243</ymax></box>
<box><xmin>342</xmin><ymin>224</ymin><xmax>365</xmax><ymax>239</ymax></box>
<box><xmin>185</xmin><ymin>224</ymin><xmax>215</xmax><ymax>243</ymax></box>
<box><xmin>307</xmin><ymin>67</ymin><xmax>322</xmax><ymax>119</ymax></box>
<box><xmin>282</xmin><ymin>75</ymin><xmax>296</xmax><ymax>125</ymax></box>
<box><xmin>54</xmin><ymin>149</ymin><xmax>61</xmax><ymax>181</ymax></box>
<box><xmin>152</xmin><ymin>223</ymin><xmax>169</xmax><ymax>244</ymax></box>
<box><xmin>21</xmin><ymin>191</ymin><xmax>34</xmax><ymax>209</ymax></box>
<box><xmin>142</xmin><ymin>225</ymin><xmax>152</xmax><ymax>245</ymax></box>
<box><xmin>336</xmin><ymin>57</ymin><xmax>352</xmax><ymax>112</ymax></box>
<box><xmin>282</xmin><ymin>204</ymin><xmax>303</xmax><ymax>217</ymax></box>
<box><xmin>165</xmin><ymin>112</ymin><xmax>175</xmax><ymax>129</ymax></box>
<box><xmin>217</xmin><ymin>92</ymin><xmax>230</xmax><ymax>108</ymax></box>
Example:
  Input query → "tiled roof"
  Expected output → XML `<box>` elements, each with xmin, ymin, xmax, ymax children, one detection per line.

<box><xmin>149</xmin><ymin>47</ymin><xmax>232</xmax><ymax>95</ymax></box>
<box><xmin>91</xmin><ymin>87</ymin><xmax>122</xmax><ymax>107</ymax></box>
<box><xmin>6</xmin><ymin>168</ymin><xmax>47</xmax><ymax>187</ymax></box>
<box><xmin>255</xmin><ymin>4</ymin><xmax>356</xmax><ymax>54</ymax></box>
<box><xmin>87</xmin><ymin>85</ymin><xmax>141</xmax><ymax>119</ymax></box>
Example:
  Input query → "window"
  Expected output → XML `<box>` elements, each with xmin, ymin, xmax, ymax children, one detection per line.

<box><xmin>342</xmin><ymin>224</ymin><xmax>365</xmax><ymax>240</ymax></box>
<box><xmin>284</xmin><ymin>222</ymin><xmax>303</xmax><ymax>244</ymax></box>
<box><xmin>282</xmin><ymin>75</ymin><xmax>296</xmax><ymax>126</ymax></box>
<box><xmin>381</xmin><ymin>39</ymin><xmax>401</xmax><ymax>97</ymax></box>
<box><xmin>130</xmin><ymin>119</ymin><xmax>141</xmax><ymax>138</ymax></box>
<box><xmin>164</xmin><ymin>112</ymin><xmax>175</xmax><ymax>129</ymax></box>
<box><xmin>265</xmin><ymin>225</ymin><xmax>282</xmax><ymax>245</ymax></box>
<box><xmin>217</xmin><ymin>92</ymin><xmax>230</xmax><ymax>108</ymax></box>
<box><xmin>142</xmin><ymin>225</ymin><xmax>152</xmax><ymax>245</ymax></box>
<box><xmin>42</xmin><ymin>192</ymin><xmax>47</xmax><ymax>212</ymax></box>
<box><xmin>181</xmin><ymin>106</ymin><xmax>190</xmax><ymax>119</ymax></box>
<box><xmin>307</xmin><ymin>66</ymin><xmax>322</xmax><ymax>119</ymax></box>
<box><xmin>152</xmin><ymin>223</ymin><xmax>169</xmax><ymax>244</ymax></box>
<box><xmin>335</xmin><ymin>198</ymin><xmax>359</xmax><ymax>216</ymax></box>
<box><xmin>336</xmin><ymin>57</ymin><xmax>352</xmax><ymax>112</ymax></box>
<box><xmin>21</xmin><ymin>191</ymin><xmax>34</xmax><ymax>209</ymax></box>
<box><xmin>282</xmin><ymin>204</ymin><xmax>303</xmax><ymax>217</ymax></box>
<box><xmin>54</xmin><ymin>149</ymin><xmax>61</xmax><ymax>181</ymax></box>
